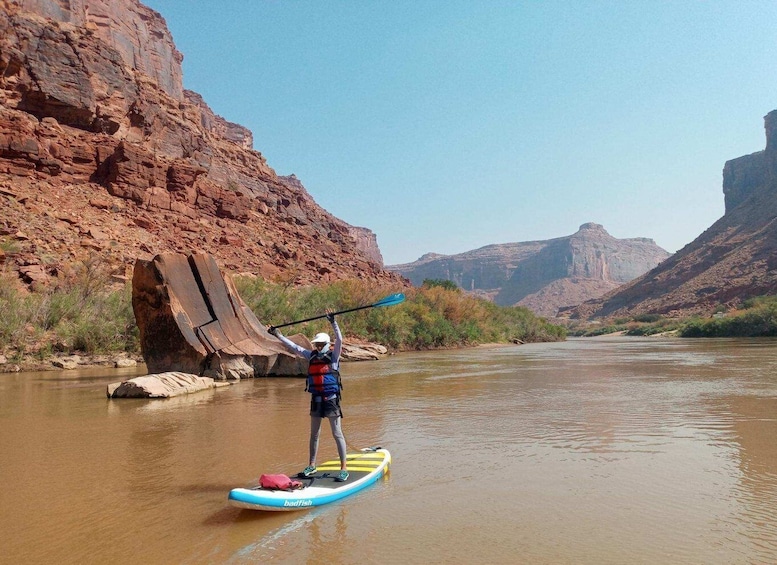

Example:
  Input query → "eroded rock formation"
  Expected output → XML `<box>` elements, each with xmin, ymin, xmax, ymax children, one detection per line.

<box><xmin>132</xmin><ymin>252</ymin><xmax>308</xmax><ymax>379</ymax></box>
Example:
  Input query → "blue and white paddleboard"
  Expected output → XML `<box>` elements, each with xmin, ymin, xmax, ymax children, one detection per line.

<box><xmin>228</xmin><ymin>447</ymin><xmax>391</xmax><ymax>511</ymax></box>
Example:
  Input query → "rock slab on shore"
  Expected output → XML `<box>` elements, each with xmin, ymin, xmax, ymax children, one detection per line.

<box><xmin>107</xmin><ymin>372</ymin><xmax>226</xmax><ymax>399</ymax></box>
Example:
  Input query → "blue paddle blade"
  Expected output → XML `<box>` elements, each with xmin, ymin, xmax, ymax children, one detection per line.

<box><xmin>374</xmin><ymin>293</ymin><xmax>405</xmax><ymax>307</ymax></box>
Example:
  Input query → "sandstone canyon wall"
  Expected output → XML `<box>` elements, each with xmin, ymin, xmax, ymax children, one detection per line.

<box><xmin>388</xmin><ymin>223</ymin><xmax>670</xmax><ymax>317</ymax></box>
<box><xmin>568</xmin><ymin>110</ymin><xmax>777</xmax><ymax>319</ymax></box>
<box><xmin>0</xmin><ymin>0</ymin><xmax>395</xmax><ymax>290</ymax></box>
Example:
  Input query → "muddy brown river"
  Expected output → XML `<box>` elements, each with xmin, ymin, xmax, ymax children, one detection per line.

<box><xmin>2</xmin><ymin>337</ymin><xmax>777</xmax><ymax>564</ymax></box>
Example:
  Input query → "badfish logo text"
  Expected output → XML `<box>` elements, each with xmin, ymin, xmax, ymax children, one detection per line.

<box><xmin>284</xmin><ymin>499</ymin><xmax>313</xmax><ymax>507</ymax></box>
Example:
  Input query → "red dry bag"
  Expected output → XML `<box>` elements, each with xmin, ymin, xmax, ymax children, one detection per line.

<box><xmin>259</xmin><ymin>474</ymin><xmax>303</xmax><ymax>491</ymax></box>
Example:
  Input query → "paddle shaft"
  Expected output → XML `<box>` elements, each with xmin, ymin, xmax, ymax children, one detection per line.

<box><xmin>272</xmin><ymin>302</ymin><xmax>387</xmax><ymax>330</ymax></box>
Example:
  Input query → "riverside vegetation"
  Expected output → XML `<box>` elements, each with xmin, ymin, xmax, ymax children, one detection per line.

<box><xmin>5</xmin><ymin>258</ymin><xmax>775</xmax><ymax>370</ymax></box>
<box><xmin>0</xmin><ymin>266</ymin><xmax>565</xmax><ymax>367</ymax></box>
<box><xmin>568</xmin><ymin>295</ymin><xmax>777</xmax><ymax>338</ymax></box>
<box><xmin>235</xmin><ymin>277</ymin><xmax>565</xmax><ymax>349</ymax></box>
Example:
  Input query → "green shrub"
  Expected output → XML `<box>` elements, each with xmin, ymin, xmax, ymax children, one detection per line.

<box><xmin>680</xmin><ymin>297</ymin><xmax>777</xmax><ymax>337</ymax></box>
<box><xmin>55</xmin><ymin>283</ymin><xmax>138</xmax><ymax>353</ymax></box>
<box><xmin>633</xmin><ymin>313</ymin><xmax>662</xmax><ymax>323</ymax></box>
<box><xmin>0</xmin><ymin>271</ymin><xmax>33</xmax><ymax>347</ymax></box>
<box><xmin>236</xmin><ymin>277</ymin><xmax>566</xmax><ymax>349</ymax></box>
<box><xmin>0</xmin><ymin>266</ymin><xmax>138</xmax><ymax>355</ymax></box>
<box><xmin>680</xmin><ymin>302</ymin><xmax>777</xmax><ymax>337</ymax></box>
<box><xmin>0</xmin><ymin>237</ymin><xmax>21</xmax><ymax>255</ymax></box>
<box><xmin>741</xmin><ymin>295</ymin><xmax>777</xmax><ymax>310</ymax></box>
<box><xmin>422</xmin><ymin>279</ymin><xmax>460</xmax><ymax>292</ymax></box>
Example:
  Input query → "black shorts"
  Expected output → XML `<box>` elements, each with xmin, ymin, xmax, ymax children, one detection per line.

<box><xmin>310</xmin><ymin>397</ymin><xmax>343</xmax><ymax>418</ymax></box>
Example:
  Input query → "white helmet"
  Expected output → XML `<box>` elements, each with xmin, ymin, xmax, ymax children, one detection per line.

<box><xmin>311</xmin><ymin>332</ymin><xmax>331</xmax><ymax>344</ymax></box>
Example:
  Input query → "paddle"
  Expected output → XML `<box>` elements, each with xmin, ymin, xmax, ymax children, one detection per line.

<box><xmin>269</xmin><ymin>293</ymin><xmax>406</xmax><ymax>330</ymax></box>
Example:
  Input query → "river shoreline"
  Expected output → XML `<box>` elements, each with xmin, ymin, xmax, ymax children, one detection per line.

<box><xmin>0</xmin><ymin>352</ymin><xmax>147</xmax><ymax>374</ymax></box>
<box><xmin>0</xmin><ymin>340</ymin><xmax>522</xmax><ymax>375</ymax></box>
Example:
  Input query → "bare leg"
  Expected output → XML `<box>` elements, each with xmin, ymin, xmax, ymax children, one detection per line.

<box><xmin>327</xmin><ymin>416</ymin><xmax>347</xmax><ymax>469</ymax></box>
<box><xmin>309</xmin><ymin>415</ymin><xmax>323</xmax><ymax>466</ymax></box>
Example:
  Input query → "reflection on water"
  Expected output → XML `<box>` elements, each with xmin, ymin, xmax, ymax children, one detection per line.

<box><xmin>2</xmin><ymin>337</ymin><xmax>777</xmax><ymax>564</ymax></box>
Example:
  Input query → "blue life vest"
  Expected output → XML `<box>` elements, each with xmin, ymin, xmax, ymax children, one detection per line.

<box><xmin>306</xmin><ymin>350</ymin><xmax>341</xmax><ymax>397</ymax></box>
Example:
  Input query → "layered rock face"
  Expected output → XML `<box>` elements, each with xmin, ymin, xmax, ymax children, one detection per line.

<box><xmin>388</xmin><ymin>223</ymin><xmax>670</xmax><ymax>317</ymax></box>
<box><xmin>13</xmin><ymin>0</ymin><xmax>184</xmax><ymax>99</ymax></box>
<box><xmin>568</xmin><ymin>110</ymin><xmax>777</xmax><ymax>319</ymax></box>
<box><xmin>0</xmin><ymin>0</ymin><xmax>396</xmax><ymax>291</ymax></box>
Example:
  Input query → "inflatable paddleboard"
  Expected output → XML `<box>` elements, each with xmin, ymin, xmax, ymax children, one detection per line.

<box><xmin>228</xmin><ymin>447</ymin><xmax>391</xmax><ymax>511</ymax></box>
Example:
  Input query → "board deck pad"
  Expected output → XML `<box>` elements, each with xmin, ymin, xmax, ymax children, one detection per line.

<box><xmin>297</xmin><ymin>451</ymin><xmax>387</xmax><ymax>487</ymax></box>
<box><xmin>228</xmin><ymin>448</ymin><xmax>391</xmax><ymax>511</ymax></box>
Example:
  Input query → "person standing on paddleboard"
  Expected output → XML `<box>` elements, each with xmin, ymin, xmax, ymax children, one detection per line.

<box><xmin>269</xmin><ymin>311</ymin><xmax>349</xmax><ymax>482</ymax></box>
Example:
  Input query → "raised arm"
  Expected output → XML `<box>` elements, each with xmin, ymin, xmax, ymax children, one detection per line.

<box><xmin>268</xmin><ymin>326</ymin><xmax>313</xmax><ymax>360</ymax></box>
<box><xmin>326</xmin><ymin>312</ymin><xmax>343</xmax><ymax>367</ymax></box>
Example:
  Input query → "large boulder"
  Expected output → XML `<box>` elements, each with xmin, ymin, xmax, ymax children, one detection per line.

<box><xmin>132</xmin><ymin>252</ymin><xmax>307</xmax><ymax>380</ymax></box>
<box><xmin>342</xmin><ymin>342</ymin><xmax>388</xmax><ymax>361</ymax></box>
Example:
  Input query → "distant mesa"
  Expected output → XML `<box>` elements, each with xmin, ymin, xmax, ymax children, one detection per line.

<box><xmin>387</xmin><ymin>223</ymin><xmax>670</xmax><ymax>317</ymax></box>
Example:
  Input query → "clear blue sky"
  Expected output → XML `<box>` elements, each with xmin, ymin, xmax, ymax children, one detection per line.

<box><xmin>143</xmin><ymin>0</ymin><xmax>777</xmax><ymax>265</ymax></box>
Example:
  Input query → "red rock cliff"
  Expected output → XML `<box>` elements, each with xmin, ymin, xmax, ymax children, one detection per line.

<box><xmin>0</xmin><ymin>0</ymin><xmax>399</xmax><ymax>288</ymax></box>
<box><xmin>568</xmin><ymin>110</ymin><xmax>777</xmax><ymax>319</ymax></box>
<box><xmin>12</xmin><ymin>0</ymin><xmax>183</xmax><ymax>99</ymax></box>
